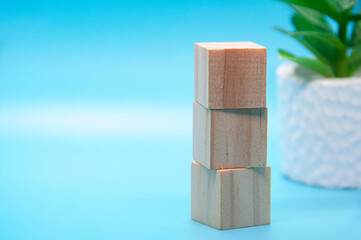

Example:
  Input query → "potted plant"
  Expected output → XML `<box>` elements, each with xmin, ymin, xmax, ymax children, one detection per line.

<box><xmin>275</xmin><ymin>0</ymin><xmax>361</xmax><ymax>188</ymax></box>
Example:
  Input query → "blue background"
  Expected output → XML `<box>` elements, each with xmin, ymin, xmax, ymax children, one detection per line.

<box><xmin>0</xmin><ymin>0</ymin><xmax>360</xmax><ymax>239</ymax></box>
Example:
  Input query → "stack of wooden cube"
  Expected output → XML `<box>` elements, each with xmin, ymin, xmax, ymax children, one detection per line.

<box><xmin>191</xmin><ymin>42</ymin><xmax>270</xmax><ymax>230</ymax></box>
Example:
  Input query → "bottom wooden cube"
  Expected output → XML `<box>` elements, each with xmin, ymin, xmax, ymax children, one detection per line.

<box><xmin>191</xmin><ymin>161</ymin><xmax>270</xmax><ymax>230</ymax></box>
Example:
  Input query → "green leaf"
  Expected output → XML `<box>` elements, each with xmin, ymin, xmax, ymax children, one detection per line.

<box><xmin>347</xmin><ymin>45</ymin><xmax>361</xmax><ymax>75</ymax></box>
<box><xmin>351</xmin><ymin>12</ymin><xmax>361</xmax><ymax>45</ymax></box>
<box><xmin>290</xmin><ymin>5</ymin><xmax>333</xmax><ymax>32</ymax></box>
<box><xmin>347</xmin><ymin>60</ymin><xmax>361</xmax><ymax>76</ymax></box>
<box><xmin>292</xmin><ymin>13</ymin><xmax>335</xmax><ymax>62</ymax></box>
<box><xmin>278</xmin><ymin>0</ymin><xmax>342</xmax><ymax>23</ymax></box>
<box><xmin>350</xmin><ymin>14</ymin><xmax>361</xmax><ymax>21</ymax></box>
<box><xmin>290</xmin><ymin>31</ymin><xmax>347</xmax><ymax>51</ymax></box>
<box><xmin>292</xmin><ymin>13</ymin><xmax>322</xmax><ymax>31</ymax></box>
<box><xmin>278</xmin><ymin>49</ymin><xmax>335</xmax><ymax>77</ymax></box>
<box><xmin>350</xmin><ymin>45</ymin><xmax>361</xmax><ymax>59</ymax></box>
<box><xmin>274</xmin><ymin>27</ymin><xmax>331</xmax><ymax>64</ymax></box>
<box><xmin>331</xmin><ymin>0</ymin><xmax>358</xmax><ymax>13</ymax></box>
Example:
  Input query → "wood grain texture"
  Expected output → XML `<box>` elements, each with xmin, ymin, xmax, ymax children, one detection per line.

<box><xmin>193</xmin><ymin>102</ymin><xmax>267</xmax><ymax>169</ymax></box>
<box><xmin>194</xmin><ymin>43</ymin><xmax>208</xmax><ymax>107</ymax></box>
<box><xmin>191</xmin><ymin>161</ymin><xmax>271</xmax><ymax>230</ymax></box>
<box><xmin>194</xmin><ymin>42</ymin><xmax>267</xmax><ymax>109</ymax></box>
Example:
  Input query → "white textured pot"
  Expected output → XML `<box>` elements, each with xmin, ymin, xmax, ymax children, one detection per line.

<box><xmin>277</xmin><ymin>63</ymin><xmax>361</xmax><ymax>188</ymax></box>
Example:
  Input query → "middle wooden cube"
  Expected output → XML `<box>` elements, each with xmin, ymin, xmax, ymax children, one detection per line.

<box><xmin>193</xmin><ymin>102</ymin><xmax>267</xmax><ymax>169</ymax></box>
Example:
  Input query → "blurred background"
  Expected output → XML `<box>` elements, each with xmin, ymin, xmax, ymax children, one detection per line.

<box><xmin>0</xmin><ymin>0</ymin><xmax>360</xmax><ymax>239</ymax></box>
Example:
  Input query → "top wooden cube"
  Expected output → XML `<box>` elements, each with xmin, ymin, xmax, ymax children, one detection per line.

<box><xmin>194</xmin><ymin>42</ymin><xmax>267</xmax><ymax>109</ymax></box>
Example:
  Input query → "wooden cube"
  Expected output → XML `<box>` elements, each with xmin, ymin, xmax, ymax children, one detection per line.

<box><xmin>193</xmin><ymin>102</ymin><xmax>267</xmax><ymax>169</ymax></box>
<box><xmin>191</xmin><ymin>161</ymin><xmax>271</xmax><ymax>230</ymax></box>
<box><xmin>194</xmin><ymin>42</ymin><xmax>267</xmax><ymax>109</ymax></box>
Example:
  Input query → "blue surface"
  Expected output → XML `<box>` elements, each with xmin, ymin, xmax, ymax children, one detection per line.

<box><xmin>0</xmin><ymin>0</ymin><xmax>360</xmax><ymax>239</ymax></box>
<box><xmin>1</xmin><ymin>133</ymin><xmax>360</xmax><ymax>239</ymax></box>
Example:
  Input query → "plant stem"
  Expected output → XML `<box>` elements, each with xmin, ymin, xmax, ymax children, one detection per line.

<box><xmin>334</xmin><ymin>20</ymin><xmax>348</xmax><ymax>77</ymax></box>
